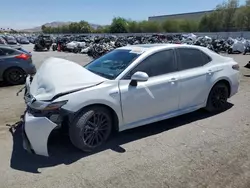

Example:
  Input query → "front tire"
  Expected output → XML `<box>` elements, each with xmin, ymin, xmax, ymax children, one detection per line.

<box><xmin>69</xmin><ymin>106</ymin><xmax>113</xmax><ymax>152</ymax></box>
<box><xmin>205</xmin><ymin>83</ymin><xmax>229</xmax><ymax>113</ymax></box>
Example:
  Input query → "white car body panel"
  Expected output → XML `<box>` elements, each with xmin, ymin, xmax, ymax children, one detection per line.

<box><xmin>24</xmin><ymin>112</ymin><xmax>57</xmax><ymax>156</ymax></box>
<box><xmin>23</xmin><ymin>44</ymin><xmax>240</xmax><ymax>156</ymax></box>
<box><xmin>56</xmin><ymin>80</ymin><xmax>123</xmax><ymax>124</ymax></box>
<box><xmin>118</xmin><ymin>72</ymin><xmax>180</xmax><ymax>130</ymax></box>
<box><xmin>178</xmin><ymin>67</ymin><xmax>210</xmax><ymax>109</ymax></box>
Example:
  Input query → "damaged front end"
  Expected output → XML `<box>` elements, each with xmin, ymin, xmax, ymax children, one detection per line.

<box><xmin>18</xmin><ymin>58</ymin><xmax>108</xmax><ymax>156</ymax></box>
<box><xmin>20</xmin><ymin>76</ymin><xmax>71</xmax><ymax>157</ymax></box>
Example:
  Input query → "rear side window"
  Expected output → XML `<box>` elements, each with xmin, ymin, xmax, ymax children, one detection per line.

<box><xmin>0</xmin><ymin>49</ymin><xmax>5</xmax><ymax>56</ymax></box>
<box><xmin>201</xmin><ymin>51</ymin><xmax>212</xmax><ymax>63</ymax></box>
<box><xmin>126</xmin><ymin>49</ymin><xmax>176</xmax><ymax>78</ymax></box>
<box><xmin>0</xmin><ymin>48</ymin><xmax>16</xmax><ymax>56</ymax></box>
<box><xmin>176</xmin><ymin>48</ymin><xmax>210</xmax><ymax>70</ymax></box>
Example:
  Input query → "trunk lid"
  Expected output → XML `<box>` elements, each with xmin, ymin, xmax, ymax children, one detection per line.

<box><xmin>28</xmin><ymin>57</ymin><xmax>107</xmax><ymax>101</ymax></box>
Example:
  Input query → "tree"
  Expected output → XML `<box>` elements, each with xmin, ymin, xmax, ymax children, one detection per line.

<box><xmin>127</xmin><ymin>20</ymin><xmax>140</xmax><ymax>33</ymax></box>
<box><xmin>41</xmin><ymin>25</ymin><xmax>46</xmax><ymax>32</ymax></box>
<box><xmin>198</xmin><ymin>14</ymin><xmax>209</xmax><ymax>31</ymax></box>
<box><xmin>208</xmin><ymin>10</ymin><xmax>223</xmax><ymax>31</ymax></box>
<box><xmin>178</xmin><ymin>20</ymin><xmax>198</xmax><ymax>32</ymax></box>
<box><xmin>234</xmin><ymin>6</ymin><xmax>247</xmax><ymax>30</ymax></box>
<box><xmin>220</xmin><ymin>0</ymin><xmax>239</xmax><ymax>31</ymax></box>
<box><xmin>242</xmin><ymin>5</ymin><xmax>250</xmax><ymax>29</ymax></box>
<box><xmin>94</xmin><ymin>26</ymin><xmax>105</xmax><ymax>33</ymax></box>
<box><xmin>139</xmin><ymin>21</ymin><xmax>162</xmax><ymax>33</ymax></box>
<box><xmin>79</xmin><ymin>20</ymin><xmax>92</xmax><ymax>33</ymax></box>
<box><xmin>109</xmin><ymin>17</ymin><xmax>128</xmax><ymax>33</ymax></box>
<box><xmin>162</xmin><ymin>20</ymin><xmax>179</xmax><ymax>32</ymax></box>
<box><xmin>102</xmin><ymin>25</ymin><xmax>111</xmax><ymax>33</ymax></box>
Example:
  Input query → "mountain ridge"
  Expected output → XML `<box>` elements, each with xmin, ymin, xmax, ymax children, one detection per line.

<box><xmin>20</xmin><ymin>21</ymin><xmax>101</xmax><ymax>32</ymax></box>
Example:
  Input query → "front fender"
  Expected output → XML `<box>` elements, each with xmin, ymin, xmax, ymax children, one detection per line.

<box><xmin>58</xmin><ymin>83</ymin><xmax>123</xmax><ymax>127</ymax></box>
<box><xmin>63</xmin><ymin>98</ymin><xmax>123</xmax><ymax>128</ymax></box>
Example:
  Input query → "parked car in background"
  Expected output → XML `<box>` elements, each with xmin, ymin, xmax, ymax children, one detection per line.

<box><xmin>0</xmin><ymin>37</ymin><xmax>7</xmax><ymax>44</ymax></box>
<box><xmin>34</xmin><ymin>34</ymin><xmax>53</xmax><ymax>51</ymax></box>
<box><xmin>22</xmin><ymin>44</ymin><xmax>239</xmax><ymax>156</ymax></box>
<box><xmin>28</xmin><ymin>37</ymin><xmax>35</xmax><ymax>44</ymax></box>
<box><xmin>4</xmin><ymin>36</ymin><xmax>18</xmax><ymax>45</ymax></box>
<box><xmin>0</xmin><ymin>46</ymin><xmax>36</xmax><ymax>85</ymax></box>
<box><xmin>17</xmin><ymin>37</ymin><xmax>30</xmax><ymax>44</ymax></box>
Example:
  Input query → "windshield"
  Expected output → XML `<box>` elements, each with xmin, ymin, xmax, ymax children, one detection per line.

<box><xmin>84</xmin><ymin>49</ymin><xmax>141</xmax><ymax>79</ymax></box>
<box><xmin>7</xmin><ymin>36</ymin><xmax>15</xmax><ymax>40</ymax></box>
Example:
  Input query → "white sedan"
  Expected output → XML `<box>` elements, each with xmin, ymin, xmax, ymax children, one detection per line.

<box><xmin>22</xmin><ymin>44</ymin><xmax>240</xmax><ymax>156</ymax></box>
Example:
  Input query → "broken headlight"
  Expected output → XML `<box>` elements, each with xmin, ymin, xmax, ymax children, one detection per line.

<box><xmin>41</xmin><ymin>100</ymin><xmax>68</xmax><ymax>111</ymax></box>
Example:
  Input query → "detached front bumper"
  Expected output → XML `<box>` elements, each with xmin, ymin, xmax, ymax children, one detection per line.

<box><xmin>22</xmin><ymin>112</ymin><xmax>58</xmax><ymax>157</ymax></box>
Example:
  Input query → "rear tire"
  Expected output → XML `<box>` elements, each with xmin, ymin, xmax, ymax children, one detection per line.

<box><xmin>69</xmin><ymin>106</ymin><xmax>113</xmax><ymax>152</ymax></box>
<box><xmin>205</xmin><ymin>83</ymin><xmax>229</xmax><ymax>113</ymax></box>
<box><xmin>3</xmin><ymin>68</ymin><xmax>26</xmax><ymax>85</ymax></box>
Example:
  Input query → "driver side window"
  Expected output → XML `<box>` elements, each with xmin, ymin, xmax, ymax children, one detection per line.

<box><xmin>124</xmin><ymin>49</ymin><xmax>176</xmax><ymax>79</ymax></box>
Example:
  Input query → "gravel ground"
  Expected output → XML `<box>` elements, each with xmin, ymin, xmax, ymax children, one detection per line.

<box><xmin>0</xmin><ymin>44</ymin><xmax>249</xmax><ymax>188</ymax></box>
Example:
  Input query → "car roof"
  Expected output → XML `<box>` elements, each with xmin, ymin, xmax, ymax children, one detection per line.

<box><xmin>0</xmin><ymin>45</ymin><xmax>20</xmax><ymax>51</ymax></box>
<box><xmin>119</xmin><ymin>43</ymin><xmax>208</xmax><ymax>52</ymax></box>
<box><xmin>0</xmin><ymin>44</ymin><xmax>21</xmax><ymax>48</ymax></box>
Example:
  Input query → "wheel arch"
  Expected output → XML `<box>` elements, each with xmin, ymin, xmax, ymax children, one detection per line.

<box><xmin>72</xmin><ymin>103</ymin><xmax>120</xmax><ymax>133</ymax></box>
<box><xmin>212</xmin><ymin>79</ymin><xmax>231</xmax><ymax>97</ymax></box>
<box><xmin>206</xmin><ymin>78</ymin><xmax>232</xmax><ymax>105</ymax></box>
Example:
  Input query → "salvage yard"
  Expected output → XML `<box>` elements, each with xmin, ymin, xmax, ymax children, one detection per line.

<box><xmin>0</xmin><ymin>44</ymin><xmax>250</xmax><ymax>188</ymax></box>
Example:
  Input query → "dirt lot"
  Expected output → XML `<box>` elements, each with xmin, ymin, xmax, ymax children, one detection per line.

<box><xmin>0</xmin><ymin>44</ymin><xmax>249</xmax><ymax>188</ymax></box>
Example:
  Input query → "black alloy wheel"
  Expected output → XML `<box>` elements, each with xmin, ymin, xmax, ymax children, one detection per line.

<box><xmin>70</xmin><ymin>106</ymin><xmax>112</xmax><ymax>152</ymax></box>
<box><xmin>4</xmin><ymin>68</ymin><xmax>26</xmax><ymax>85</ymax></box>
<box><xmin>81</xmin><ymin>112</ymin><xmax>111</xmax><ymax>147</ymax></box>
<box><xmin>205</xmin><ymin>83</ymin><xmax>229</xmax><ymax>112</ymax></box>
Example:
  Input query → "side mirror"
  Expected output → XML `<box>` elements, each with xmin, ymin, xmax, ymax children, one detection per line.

<box><xmin>131</xmin><ymin>71</ymin><xmax>149</xmax><ymax>82</ymax></box>
<box><xmin>130</xmin><ymin>71</ymin><xmax>149</xmax><ymax>86</ymax></box>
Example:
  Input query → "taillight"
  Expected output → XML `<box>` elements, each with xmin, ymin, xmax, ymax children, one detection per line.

<box><xmin>15</xmin><ymin>53</ymin><xmax>30</xmax><ymax>60</ymax></box>
<box><xmin>232</xmin><ymin>64</ymin><xmax>240</xmax><ymax>71</ymax></box>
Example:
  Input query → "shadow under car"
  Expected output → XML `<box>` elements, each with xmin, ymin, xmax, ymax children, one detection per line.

<box><xmin>9</xmin><ymin>103</ymin><xmax>233</xmax><ymax>173</ymax></box>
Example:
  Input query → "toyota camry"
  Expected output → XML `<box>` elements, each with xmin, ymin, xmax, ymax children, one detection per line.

<box><xmin>22</xmin><ymin>44</ymin><xmax>240</xmax><ymax>156</ymax></box>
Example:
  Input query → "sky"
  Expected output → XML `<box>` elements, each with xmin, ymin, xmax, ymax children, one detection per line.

<box><xmin>0</xmin><ymin>0</ymin><xmax>246</xmax><ymax>29</ymax></box>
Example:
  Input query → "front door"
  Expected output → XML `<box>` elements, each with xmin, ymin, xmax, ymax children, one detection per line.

<box><xmin>118</xmin><ymin>49</ymin><xmax>180</xmax><ymax>130</ymax></box>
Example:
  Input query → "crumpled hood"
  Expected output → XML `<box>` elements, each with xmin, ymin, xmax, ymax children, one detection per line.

<box><xmin>29</xmin><ymin>57</ymin><xmax>107</xmax><ymax>101</ymax></box>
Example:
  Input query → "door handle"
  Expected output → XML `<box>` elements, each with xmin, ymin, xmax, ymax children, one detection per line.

<box><xmin>170</xmin><ymin>77</ymin><xmax>177</xmax><ymax>84</ymax></box>
<box><xmin>207</xmin><ymin>70</ymin><xmax>213</xmax><ymax>75</ymax></box>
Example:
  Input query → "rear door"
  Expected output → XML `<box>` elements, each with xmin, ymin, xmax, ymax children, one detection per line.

<box><xmin>175</xmin><ymin>47</ymin><xmax>212</xmax><ymax>109</ymax></box>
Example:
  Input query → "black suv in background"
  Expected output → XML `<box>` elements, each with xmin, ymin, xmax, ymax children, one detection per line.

<box><xmin>34</xmin><ymin>34</ymin><xmax>53</xmax><ymax>51</ymax></box>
